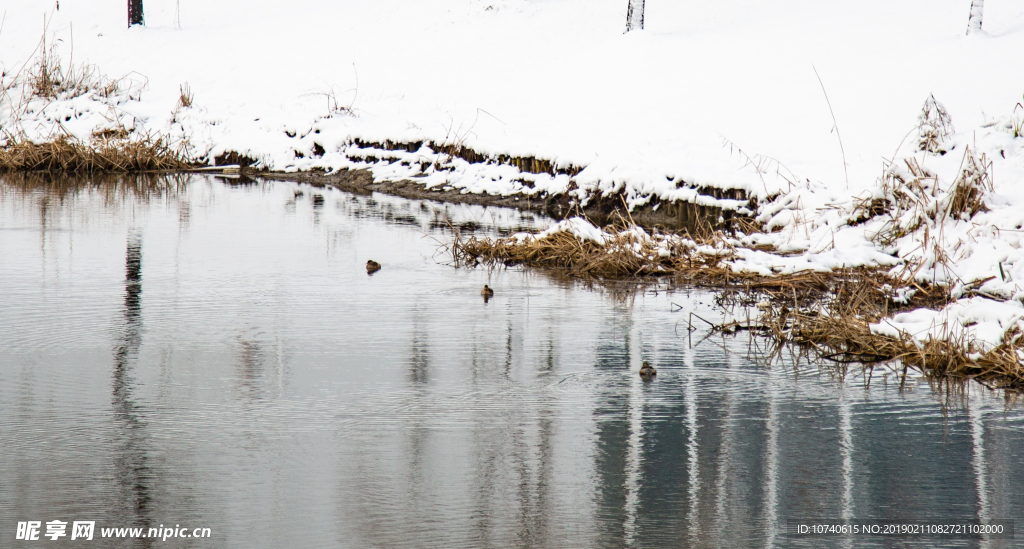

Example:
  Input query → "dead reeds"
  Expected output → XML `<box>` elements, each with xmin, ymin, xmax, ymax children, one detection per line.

<box><xmin>917</xmin><ymin>94</ymin><xmax>955</xmax><ymax>154</ymax></box>
<box><xmin>453</xmin><ymin>224</ymin><xmax>669</xmax><ymax>277</ymax></box>
<box><xmin>12</xmin><ymin>30</ymin><xmax>128</xmax><ymax>103</ymax></box>
<box><xmin>1</xmin><ymin>28</ymin><xmax>189</xmax><ymax>173</ymax></box>
<box><xmin>449</xmin><ymin>216</ymin><xmax>1024</xmax><ymax>391</ymax></box>
<box><xmin>0</xmin><ymin>133</ymin><xmax>191</xmax><ymax>172</ymax></box>
<box><xmin>738</xmin><ymin>274</ymin><xmax>1024</xmax><ymax>392</ymax></box>
<box><xmin>27</xmin><ymin>45</ymin><xmax>121</xmax><ymax>100</ymax></box>
<box><xmin>859</xmin><ymin>145</ymin><xmax>992</xmax><ymax>248</ymax></box>
<box><xmin>449</xmin><ymin>216</ymin><xmax>738</xmax><ymax>279</ymax></box>
<box><xmin>177</xmin><ymin>82</ymin><xmax>193</xmax><ymax>109</ymax></box>
<box><xmin>947</xmin><ymin>147</ymin><xmax>993</xmax><ymax>220</ymax></box>
<box><xmin>448</xmin><ymin>215</ymin><xmax>845</xmax><ymax>302</ymax></box>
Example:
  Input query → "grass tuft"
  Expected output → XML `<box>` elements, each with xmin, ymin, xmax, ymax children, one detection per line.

<box><xmin>449</xmin><ymin>216</ymin><xmax>738</xmax><ymax>279</ymax></box>
<box><xmin>0</xmin><ymin>133</ymin><xmax>192</xmax><ymax>172</ymax></box>
<box><xmin>917</xmin><ymin>94</ymin><xmax>955</xmax><ymax>154</ymax></box>
<box><xmin>26</xmin><ymin>36</ymin><xmax>124</xmax><ymax>100</ymax></box>
<box><xmin>858</xmin><ymin>146</ymin><xmax>992</xmax><ymax>248</ymax></box>
<box><xmin>733</xmin><ymin>274</ymin><xmax>1024</xmax><ymax>392</ymax></box>
<box><xmin>177</xmin><ymin>82</ymin><xmax>193</xmax><ymax>109</ymax></box>
<box><xmin>2</xmin><ymin>31</ymin><xmax>191</xmax><ymax>172</ymax></box>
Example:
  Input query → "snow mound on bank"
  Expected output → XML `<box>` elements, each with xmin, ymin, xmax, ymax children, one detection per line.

<box><xmin>871</xmin><ymin>298</ymin><xmax>1024</xmax><ymax>353</ymax></box>
<box><xmin>4</xmin><ymin>0</ymin><xmax>1024</xmax><ymax>202</ymax></box>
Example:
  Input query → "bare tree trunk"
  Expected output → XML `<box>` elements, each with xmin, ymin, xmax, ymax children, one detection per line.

<box><xmin>128</xmin><ymin>0</ymin><xmax>144</xmax><ymax>27</ymax></box>
<box><xmin>625</xmin><ymin>0</ymin><xmax>645</xmax><ymax>32</ymax></box>
<box><xmin>967</xmin><ymin>0</ymin><xmax>984</xmax><ymax>34</ymax></box>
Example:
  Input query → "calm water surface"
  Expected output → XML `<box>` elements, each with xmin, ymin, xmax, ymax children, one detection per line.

<box><xmin>1</xmin><ymin>176</ymin><xmax>1022</xmax><ymax>548</ymax></box>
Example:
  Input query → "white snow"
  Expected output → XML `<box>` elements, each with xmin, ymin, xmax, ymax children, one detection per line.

<box><xmin>870</xmin><ymin>297</ymin><xmax>1024</xmax><ymax>353</ymax></box>
<box><xmin>533</xmin><ymin>217</ymin><xmax>612</xmax><ymax>245</ymax></box>
<box><xmin>3</xmin><ymin>0</ymin><xmax>1024</xmax><ymax>350</ymax></box>
<box><xmin>3</xmin><ymin>0</ymin><xmax>1022</xmax><ymax>197</ymax></box>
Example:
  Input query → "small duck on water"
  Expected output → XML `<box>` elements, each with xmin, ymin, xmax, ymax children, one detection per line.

<box><xmin>639</xmin><ymin>361</ymin><xmax>657</xmax><ymax>381</ymax></box>
<box><xmin>366</xmin><ymin>260</ymin><xmax>381</xmax><ymax>274</ymax></box>
<box><xmin>481</xmin><ymin>285</ymin><xmax>494</xmax><ymax>302</ymax></box>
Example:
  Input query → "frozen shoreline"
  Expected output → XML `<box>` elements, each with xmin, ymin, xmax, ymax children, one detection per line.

<box><xmin>262</xmin><ymin>163</ymin><xmax>745</xmax><ymax>231</ymax></box>
<box><xmin>3</xmin><ymin>0</ymin><xmax>1024</xmax><ymax>371</ymax></box>
<box><xmin>4</xmin><ymin>1</ymin><xmax>1022</xmax><ymax>203</ymax></box>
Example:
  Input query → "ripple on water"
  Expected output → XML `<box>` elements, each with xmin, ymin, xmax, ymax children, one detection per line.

<box><xmin>2</xmin><ymin>176</ymin><xmax>1024</xmax><ymax>549</ymax></box>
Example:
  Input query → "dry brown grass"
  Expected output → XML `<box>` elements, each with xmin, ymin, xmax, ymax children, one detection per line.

<box><xmin>917</xmin><ymin>94</ymin><xmax>955</xmax><ymax>154</ymax></box>
<box><xmin>947</xmin><ymin>147</ymin><xmax>993</xmax><ymax>219</ymax></box>
<box><xmin>449</xmin><ymin>216</ymin><xmax>748</xmax><ymax>279</ymax></box>
<box><xmin>177</xmin><ymin>82</ymin><xmax>194</xmax><ymax>109</ymax></box>
<box><xmin>21</xmin><ymin>36</ymin><xmax>125</xmax><ymax>101</ymax></box>
<box><xmin>452</xmin><ymin>223</ymin><xmax>672</xmax><ymax>277</ymax></box>
<box><xmin>450</xmin><ymin>219</ymin><xmax>1024</xmax><ymax>391</ymax></box>
<box><xmin>855</xmin><ymin>146</ymin><xmax>992</xmax><ymax>247</ymax></box>
<box><xmin>449</xmin><ymin>216</ymin><xmax>841</xmax><ymax>299</ymax></box>
<box><xmin>0</xmin><ymin>30</ymin><xmax>184</xmax><ymax>173</ymax></box>
<box><xmin>720</xmin><ymin>273</ymin><xmax>1024</xmax><ymax>392</ymax></box>
<box><xmin>0</xmin><ymin>133</ymin><xmax>192</xmax><ymax>172</ymax></box>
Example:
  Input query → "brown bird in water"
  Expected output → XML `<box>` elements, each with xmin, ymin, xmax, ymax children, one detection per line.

<box><xmin>639</xmin><ymin>361</ymin><xmax>657</xmax><ymax>381</ymax></box>
<box><xmin>481</xmin><ymin>285</ymin><xmax>494</xmax><ymax>302</ymax></box>
<box><xmin>366</xmin><ymin>260</ymin><xmax>381</xmax><ymax>274</ymax></box>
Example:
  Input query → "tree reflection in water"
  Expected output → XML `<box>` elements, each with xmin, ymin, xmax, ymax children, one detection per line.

<box><xmin>1</xmin><ymin>175</ymin><xmax>1022</xmax><ymax>549</ymax></box>
<box><xmin>111</xmin><ymin>230</ymin><xmax>156</xmax><ymax>539</ymax></box>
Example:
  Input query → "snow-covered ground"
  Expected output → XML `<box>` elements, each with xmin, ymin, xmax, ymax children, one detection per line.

<box><xmin>3</xmin><ymin>0</ymin><xmax>1022</xmax><ymax>196</ymax></box>
<box><xmin>3</xmin><ymin>0</ymin><xmax>1024</xmax><ymax>350</ymax></box>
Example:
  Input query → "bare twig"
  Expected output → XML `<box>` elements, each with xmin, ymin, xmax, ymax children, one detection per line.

<box><xmin>812</xmin><ymin>65</ymin><xmax>849</xmax><ymax>189</ymax></box>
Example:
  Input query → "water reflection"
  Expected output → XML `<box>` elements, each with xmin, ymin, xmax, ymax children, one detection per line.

<box><xmin>0</xmin><ymin>175</ymin><xmax>1022</xmax><ymax>549</ymax></box>
<box><xmin>409</xmin><ymin>308</ymin><xmax>430</xmax><ymax>386</ymax></box>
<box><xmin>110</xmin><ymin>230</ymin><xmax>156</xmax><ymax>537</ymax></box>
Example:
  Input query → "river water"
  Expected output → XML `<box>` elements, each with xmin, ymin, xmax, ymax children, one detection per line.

<box><xmin>1</xmin><ymin>175</ymin><xmax>1022</xmax><ymax>548</ymax></box>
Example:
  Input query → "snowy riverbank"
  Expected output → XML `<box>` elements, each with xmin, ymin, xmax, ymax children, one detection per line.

<box><xmin>2</xmin><ymin>1</ymin><xmax>1021</xmax><ymax>198</ymax></box>
<box><xmin>4</xmin><ymin>0</ymin><xmax>1024</xmax><ymax>362</ymax></box>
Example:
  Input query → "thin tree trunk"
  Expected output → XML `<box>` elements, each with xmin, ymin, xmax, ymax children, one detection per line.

<box><xmin>967</xmin><ymin>0</ymin><xmax>984</xmax><ymax>34</ymax></box>
<box><xmin>128</xmin><ymin>0</ymin><xmax>144</xmax><ymax>27</ymax></box>
<box><xmin>625</xmin><ymin>0</ymin><xmax>645</xmax><ymax>32</ymax></box>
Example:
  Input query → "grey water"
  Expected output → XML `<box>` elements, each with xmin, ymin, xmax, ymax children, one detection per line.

<box><xmin>0</xmin><ymin>175</ymin><xmax>1022</xmax><ymax>549</ymax></box>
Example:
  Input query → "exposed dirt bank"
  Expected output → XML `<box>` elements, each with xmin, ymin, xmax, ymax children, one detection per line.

<box><xmin>260</xmin><ymin>168</ymin><xmax>743</xmax><ymax>231</ymax></box>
